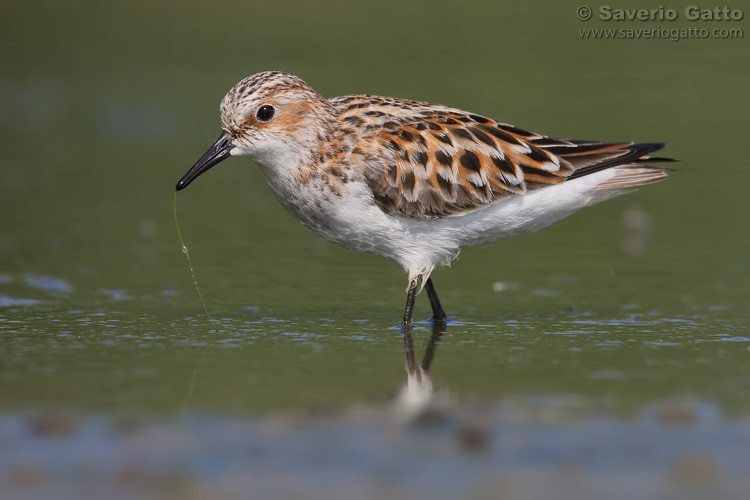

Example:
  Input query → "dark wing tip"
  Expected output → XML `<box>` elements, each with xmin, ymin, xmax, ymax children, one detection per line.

<box><xmin>563</xmin><ymin>142</ymin><xmax>674</xmax><ymax>180</ymax></box>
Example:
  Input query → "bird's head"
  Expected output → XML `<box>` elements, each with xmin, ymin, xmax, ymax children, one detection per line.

<box><xmin>176</xmin><ymin>71</ymin><xmax>334</xmax><ymax>191</ymax></box>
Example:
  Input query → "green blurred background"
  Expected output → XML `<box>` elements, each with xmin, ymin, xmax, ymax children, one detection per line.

<box><xmin>1</xmin><ymin>0</ymin><xmax>749</xmax><ymax>412</ymax></box>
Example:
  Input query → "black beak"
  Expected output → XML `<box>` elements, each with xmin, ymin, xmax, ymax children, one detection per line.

<box><xmin>176</xmin><ymin>131</ymin><xmax>233</xmax><ymax>191</ymax></box>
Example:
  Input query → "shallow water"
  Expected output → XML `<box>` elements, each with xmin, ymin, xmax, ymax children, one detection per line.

<box><xmin>3</xmin><ymin>292</ymin><xmax>750</xmax><ymax>498</ymax></box>
<box><xmin>2</xmin><ymin>1</ymin><xmax>750</xmax><ymax>498</ymax></box>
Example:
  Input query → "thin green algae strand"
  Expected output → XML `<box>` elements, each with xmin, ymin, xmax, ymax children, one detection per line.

<box><xmin>174</xmin><ymin>191</ymin><xmax>215</xmax><ymax>328</ymax></box>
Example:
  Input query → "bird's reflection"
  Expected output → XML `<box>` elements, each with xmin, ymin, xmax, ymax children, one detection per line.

<box><xmin>396</xmin><ymin>320</ymin><xmax>448</xmax><ymax>415</ymax></box>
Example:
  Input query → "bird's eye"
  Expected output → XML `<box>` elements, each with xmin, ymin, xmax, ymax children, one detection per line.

<box><xmin>256</xmin><ymin>105</ymin><xmax>275</xmax><ymax>122</ymax></box>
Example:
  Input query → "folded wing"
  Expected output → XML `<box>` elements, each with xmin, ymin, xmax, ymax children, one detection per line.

<box><xmin>332</xmin><ymin>96</ymin><xmax>671</xmax><ymax>219</ymax></box>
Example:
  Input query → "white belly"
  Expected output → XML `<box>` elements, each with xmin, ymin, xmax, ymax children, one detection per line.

<box><xmin>263</xmin><ymin>168</ymin><xmax>624</xmax><ymax>281</ymax></box>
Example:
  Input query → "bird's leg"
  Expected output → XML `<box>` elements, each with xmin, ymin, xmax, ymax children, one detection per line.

<box><xmin>424</xmin><ymin>277</ymin><xmax>448</xmax><ymax>324</ymax></box>
<box><xmin>401</xmin><ymin>278</ymin><xmax>419</xmax><ymax>328</ymax></box>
